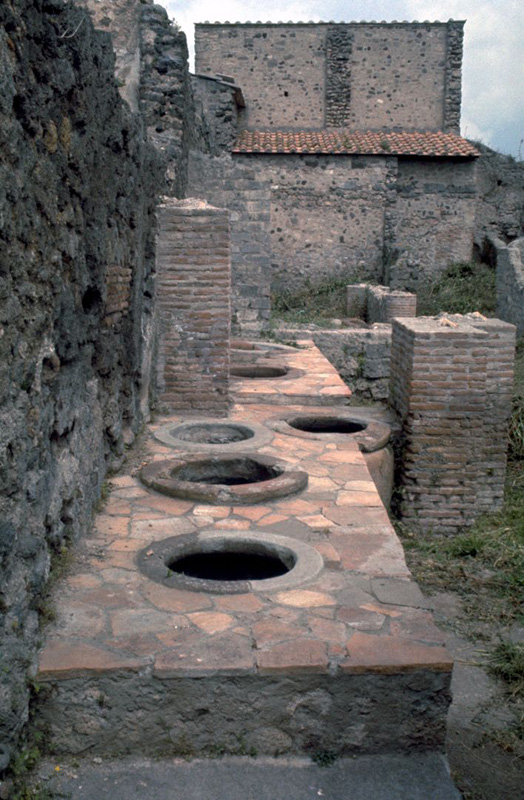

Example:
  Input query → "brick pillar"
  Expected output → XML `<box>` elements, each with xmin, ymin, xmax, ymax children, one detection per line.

<box><xmin>390</xmin><ymin>316</ymin><xmax>515</xmax><ymax>533</ymax></box>
<box><xmin>462</xmin><ymin>317</ymin><xmax>516</xmax><ymax>511</ymax></box>
<box><xmin>155</xmin><ymin>198</ymin><xmax>231</xmax><ymax>415</ymax></box>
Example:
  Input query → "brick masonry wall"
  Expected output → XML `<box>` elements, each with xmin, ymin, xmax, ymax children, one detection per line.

<box><xmin>495</xmin><ymin>238</ymin><xmax>524</xmax><ymax>337</ymax></box>
<box><xmin>365</xmin><ymin>286</ymin><xmax>417</xmax><ymax>323</ymax></box>
<box><xmin>155</xmin><ymin>200</ymin><xmax>231</xmax><ymax>414</ymax></box>
<box><xmin>389</xmin><ymin>316</ymin><xmax>516</xmax><ymax>533</ymax></box>
<box><xmin>189</xmin><ymin>152</ymin><xmax>271</xmax><ymax>331</ymax></box>
<box><xmin>386</xmin><ymin>159</ymin><xmax>477</xmax><ymax>289</ymax></box>
<box><xmin>195</xmin><ymin>22</ymin><xmax>461</xmax><ymax>133</ymax></box>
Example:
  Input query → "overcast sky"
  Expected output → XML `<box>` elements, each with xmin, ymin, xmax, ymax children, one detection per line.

<box><xmin>163</xmin><ymin>0</ymin><xmax>523</xmax><ymax>157</ymax></box>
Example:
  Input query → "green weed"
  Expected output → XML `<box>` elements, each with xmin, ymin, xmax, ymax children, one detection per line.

<box><xmin>488</xmin><ymin>642</ymin><xmax>524</xmax><ymax>696</ymax></box>
<box><xmin>416</xmin><ymin>261</ymin><xmax>496</xmax><ymax>317</ymax></box>
<box><xmin>311</xmin><ymin>749</ymin><xmax>338</xmax><ymax>767</ymax></box>
<box><xmin>271</xmin><ymin>275</ymin><xmax>355</xmax><ymax>325</ymax></box>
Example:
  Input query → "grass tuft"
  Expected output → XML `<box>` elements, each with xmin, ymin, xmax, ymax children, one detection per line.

<box><xmin>416</xmin><ymin>261</ymin><xmax>496</xmax><ymax>317</ymax></box>
<box><xmin>271</xmin><ymin>275</ymin><xmax>354</xmax><ymax>325</ymax></box>
<box><xmin>488</xmin><ymin>642</ymin><xmax>524</xmax><ymax>696</ymax></box>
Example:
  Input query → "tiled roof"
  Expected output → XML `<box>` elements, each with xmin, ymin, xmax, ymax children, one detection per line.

<box><xmin>233</xmin><ymin>130</ymin><xmax>479</xmax><ymax>157</ymax></box>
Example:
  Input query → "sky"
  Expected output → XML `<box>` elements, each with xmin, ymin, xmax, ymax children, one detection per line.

<box><xmin>163</xmin><ymin>0</ymin><xmax>524</xmax><ymax>157</ymax></box>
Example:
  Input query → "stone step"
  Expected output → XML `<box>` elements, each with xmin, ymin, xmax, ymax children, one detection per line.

<box><xmin>35</xmin><ymin>753</ymin><xmax>461</xmax><ymax>800</ymax></box>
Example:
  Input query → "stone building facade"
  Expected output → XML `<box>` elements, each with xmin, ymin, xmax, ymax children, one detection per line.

<box><xmin>191</xmin><ymin>21</ymin><xmax>479</xmax><ymax>320</ymax></box>
<box><xmin>194</xmin><ymin>21</ymin><xmax>464</xmax><ymax>134</ymax></box>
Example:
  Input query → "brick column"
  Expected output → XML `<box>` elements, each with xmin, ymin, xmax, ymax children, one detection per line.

<box><xmin>390</xmin><ymin>316</ymin><xmax>515</xmax><ymax>533</ymax></box>
<box><xmin>155</xmin><ymin>198</ymin><xmax>231</xmax><ymax>415</ymax></box>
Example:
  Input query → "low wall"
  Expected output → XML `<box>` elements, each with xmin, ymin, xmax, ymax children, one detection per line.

<box><xmin>347</xmin><ymin>285</ymin><xmax>417</xmax><ymax>323</ymax></box>
<box><xmin>312</xmin><ymin>328</ymin><xmax>392</xmax><ymax>401</ymax></box>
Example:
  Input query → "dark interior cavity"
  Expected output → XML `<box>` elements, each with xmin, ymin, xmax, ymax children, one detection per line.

<box><xmin>166</xmin><ymin>549</ymin><xmax>292</xmax><ymax>581</ymax></box>
<box><xmin>230</xmin><ymin>365</ymin><xmax>288</xmax><ymax>379</ymax></box>
<box><xmin>288</xmin><ymin>416</ymin><xmax>368</xmax><ymax>434</ymax></box>
<box><xmin>174</xmin><ymin>457</ymin><xmax>283</xmax><ymax>486</ymax></box>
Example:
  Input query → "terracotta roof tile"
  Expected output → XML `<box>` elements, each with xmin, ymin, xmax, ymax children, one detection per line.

<box><xmin>233</xmin><ymin>130</ymin><xmax>479</xmax><ymax>157</ymax></box>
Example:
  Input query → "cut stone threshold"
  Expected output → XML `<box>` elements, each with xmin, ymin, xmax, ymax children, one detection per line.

<box><xmin>35</xmin><ymin>344</ymin><xmax>453</xmax><ymax>760</ymax></box>
<box><xmin>36</xmin><ymin>752</ymin><xmax>461</xmax><ymax>800</ymax></box>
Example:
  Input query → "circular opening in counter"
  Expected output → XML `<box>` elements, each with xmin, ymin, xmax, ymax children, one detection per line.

<box><xmin>288</xmin><ymin>415</ymin><xmax>367</xmax><ymax>435</ymax></box>
<box><xmin>175</xmin><ymin>456</ymin><xmax>282</xmax><ymax>485</ymax></box>
<box><xmin>153</xmin><ymin>418</ymin><xmax>273</xmax><ymax>451</ymax></box>
<box><xmin>137</xmin><ymin>532</ymin><xmax>323</xmax><ymax>594</ymax></box>
<box><xmin>140</xmin><ymin>453</ymin><xmax>308</xmax><ymax>504</ymax></box>
<box><xmin>230</xmin><ymin>365</ymin><xmax>289</xmax><ymax>379</ymax></box>
<box><xmin>171</xmin><ymin>423</ymin><xmax>254</xmax><ymax>445</ymax></box>
<box><xmin>167</xmin><ymin>544</ymin><xmax>293</xmax><ymax>582</ymax></box>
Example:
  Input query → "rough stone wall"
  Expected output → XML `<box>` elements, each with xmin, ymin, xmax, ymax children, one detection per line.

<box><xmin>313</xmin><ymin>328</ymin><xmax>392</xmax><ymax>402</ymax></box>
<box><xmin>191</xmin><ymin>75</ymin><xmax>243</xmax><ymax>155</ymax></box>
<box><xmin>189</xmin><ymin>152</ymin><xmax>271</xmax><ymax>331</ymax></box>
<box><xmin>139</xmin><ymin>3</ymin><xmax>194</xmax><ymax>198</ymax></box>
<box><xmin>386</xmin><ymin>159</ymin><xmax>477</xmax><ymax>289</ymax></box>
<box><xmin>155</xmin><ymin>200</ymin><xmax>231</xmax><ymax>414</ymax></box>
<box><xmin>195</xmin><ymin>24</ymin><xmax>326</xmax><ymax>130</ymax></box>
<box><xmin>230</xmin><ymin>153</ymin><xmax>476</xmax><ymax>296</ymax></box>
<box><xmin>74</xmin><ymin>0</ymin><xmax>143</xmax><ymax>111</ymax></box>
<box><xmin>79</xmin><ymin>0</ymin><xmax>195</xmax><ymax>198</ymax></box>
<box><xmin>0</xmin><ymin>0</ymin><xmax>161</xmax><ymax>756</ymax></box>
<box><xmin>442</xmin><ymin>22</ymin><xmax>464</xmax><ymax>135</ymax></box>
<box><xmin>495</xmin><ymin>238</ymin><xmax>524</xmax><ymax>337</ymax></box>
<box><xmin>325</xmin><ymin>27</ymin><xmax>353</xmax><ymax>127</ymax></box>
<box><xmin>389</xmin><ymin>316</ymin><xmax>516</xmax><ymax>533</ymax></box>
<box><xmin>238</xmin><ymin>154</ymin><xmax>394</xmax><ymax>292</ymax></box>
<box><xmin>195</xmin><ymin>22</ymin><xmax>461</xmax><ymax>133</ymax></box>
<box><xmin>474</xmin><ymin>145</ymin><xmax>524</xmax><ymax>247</ymax></box>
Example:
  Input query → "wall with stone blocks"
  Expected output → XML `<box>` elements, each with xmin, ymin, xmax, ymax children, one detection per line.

<box><xmin>386</xmin><ymin>159</ymin><xmax>477</xmax><ymax>290</ymax></box>
<box><xmin>390</xmin><ymin>316</ymin><xmax>516</xmax><ymax>533</ymax></box>
<box><xmin>228</xmin><ymin>153</ymin><xmax>475</xmax><ymax>299</ymax></box>
<box><xmin>312</xmin><ymin>328</ymin><xmax>392</xmax><ymax>402</ymax></box>
<box><xmin>155</xmin><ymin>200</ymin><xmax>231</xmax><ymax>415</ymax></box>
<box><xmin>191</xmin><ymin>75</ymin><xmax>244</xmax><ymax>155</ymax></box>
<box><xmin>235</xmin><ymin>153</ymin><xmax>393</xmax><ymax>293</ymax></box>
<box><xmin>0</xmin><ymin>0</ymin><xmax>162</xmax><ymax>758</ymax></box>
<box><xmin>474</xmin><ymin>145</ymin><xmax>524</xmax><ymax>247</ymax></box>
<box><xmin>495</xmin><ymin>237</ymin><xmax>524</xmax><ymax>337</ymax></box>
<box><xmin>195</xmin><ymin>22</ymin><xmax>462</xmax><ymax>134</ymax></box>
<box><xmin>189</xmin><ymin>152</ymin><xmax>271</xmax><ymax>331</ymax></box>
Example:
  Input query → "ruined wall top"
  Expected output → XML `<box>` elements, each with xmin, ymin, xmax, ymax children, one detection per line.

<box><xmin>195</xmin><ymin>21</ymin><xmax>464</xmax><ymax>134</ymax></box>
